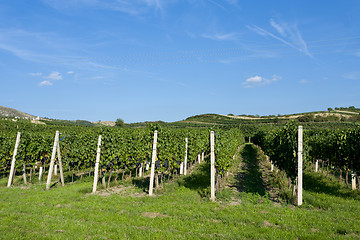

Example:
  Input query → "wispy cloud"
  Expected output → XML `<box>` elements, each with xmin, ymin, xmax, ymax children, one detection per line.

<box><xmin>243</xmin><ymin>74</ymin><xmax>280</xmax><ymax>88</ymax></box>
<box><xmin>42</xmin><ymin>0</ymin><xmax>166</xmax><ymax>15</ymax></box>
<box><xmin>208</xmin><ymin>0</ymin><xmax>226</xmax><ymax>10</ymax></box>
<box><xmin>0</xmin><ymin>43</ymin><xmax>33</xmax><ymax>60</ymax></box>
<box><xmin>224</xmin><ymin>0</ymin><xmax>239</xmax><ymax>6</ymax></box>
<box><xmin>343</xmin><ymin>72</ymin><xmax>360</xmax><ymax>80</ymax></box>
<box><xmin>0</xmin><ymin>28</ymin><xmax>123</xmax><ymax>74</ymax></box>
<box><xmin>208</xmin><ymin>0</ymin><xmax>240</xmax><ymax>10</ymax></box>
<box><xmin>300</xmin><ymin>79</ymin><xmax>309</xmax><ymax>84</ymax></box>
<box><xmin>29</xmin><ymin>72</ymin><xmax>43</xmax><ymax>76</ymax></box>
<box><xmin>92</xmin><ymin>76</ymin><xmax>105</xmax><ymax>80</ymax></box>
<box><xmin>247</xmin><ymin>19</ymin><xmax>313</xmax><ymax>58</ymax></box>
<box><xmin>270</xmin><ymin>19</ymin><xmax>286</xmax><ymax>37</ymax></box>
<box><xmin>202</xmin><ymin>32</ymin><xmax>237</xmax><ymax>41</ymax></box>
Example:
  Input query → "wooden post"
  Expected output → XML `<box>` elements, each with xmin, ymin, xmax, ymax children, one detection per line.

<box><xmin>149</xmin><ymin>130</ymin><xmax>158</xmax><ymax>196</ymax></box>
<box><xmin>198</xmin><ymin>153</ymin><xmax>201</xmax><ymax>164</ymax></box>
<box><xmin>146</xmin><ymin>161</ymin><xmax>150</xmax><ymax>171</ymax></box>
<box><xmin>139</xmin><ymin>163</ymin><xmax>143</xmax><ymax>177</ymax></box>
<box><xmin>315</xmin><ymin>160</ymin><xmax>319</xmax><ymax>172</ymax></box>
<box><xmin>46</xmin><ymin>131</ymin><xmax>59</xmax><ymax>190</ymax></box>
<box><xmin>210</xmin><ymin>131</ymin><xmax>215</xmax><ymax>201</ymax></box>
<box><xmin>352</xmin><ymin>171</ymin><xmax>356</xmax><ymax>190</ymax></box>
<box><xmin>7</xmin><ymin>132</ymin><xmax>21</xmax><ymax>187</ymax></box>
<box><xmin>57</xmin><ymin>141</ymin><xmax>65</xmax><ymax>186</ymax></box>
<box><xmin>180</xmin><ymin>162</ymin><xmax>184</xmax><ymax>175</ymax></box>
<box><xmin>39</xmin><ymin>167</ymin><xmax>43</xmax><ymax>182</ymax></box>
<box><xmin>297</xmin><ymin>126</ymin><xmax>303</xmax><ymax>206</ymax></box>
<box><xmin>54</xmin><ymin>164</ymin><xmax>58</xmax><ymax>176</ymax></box>
<box><xmin>22</xmin><ymin>164</ymin><xmax>27</xmax><ymax>184</ymax></box>
<box><xmin>92</xmin><ymin>135</ymin><xmax>102</xmax><ymax>193</ymax></box>
<box><xmin>184</xmin><ymin>138</ymin><xmax>188</xmax><ymax>176</ymax></box>
<box><xmin>201</xmin><ymin>152</ymin><xmax>204</xmax><ymax>162</ymax></box>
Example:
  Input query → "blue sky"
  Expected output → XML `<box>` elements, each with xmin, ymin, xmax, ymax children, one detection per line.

<box><xmin>1</xmin><ymin>0</ymin><xmax>360</xmax><ymax>123</ymax></box>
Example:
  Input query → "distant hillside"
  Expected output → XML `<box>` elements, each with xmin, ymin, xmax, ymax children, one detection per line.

<box><xmin>181</xmin><ymin>107</ymin><xmax>360</xmax><ymax>127</ymax></box>
<box><xmin>1</xmin><ymin>105</ymin><xmax>359</xmax><ymax>128</ymax></box>
<box><xmin>0</xmin><ymin>106</ymin><xmax>95</xmax><ymax>127</ymax></box>
<box><xmin>94</xmin><ymin>121</ymin><xmax>116</xmax><ymax>127</ymax></box>
<box><xmin>0</xmin><ymin>106</ymin><xmax>37</xmax><ymax>119</ymax></box>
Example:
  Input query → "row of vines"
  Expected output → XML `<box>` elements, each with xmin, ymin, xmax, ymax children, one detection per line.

<box><xmin>1</xmin><ymin>119</ymin><xmax>244</xmax><ymax>192</ymax></box>
<box><xmin>253</xmin><ymin>121</ymin><xmax>360</xmax><ymax>185</ymax></box>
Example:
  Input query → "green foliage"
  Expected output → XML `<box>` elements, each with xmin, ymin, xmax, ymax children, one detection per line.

<box><xmin>115</xmin><ymin>118</ymin><xmax>125</xmax><ymax>127</ymax></box>
<box><xmin>0</xmin><ymin>118</ymin><xmax>240</xmax><ymax>181</ymax></box>
<box><xmin>253</xmin><ymin>120</ymin><xmax>360</xmax><ymax>183</ymax></box>
<box><xmin>213</xmin><ymin>129</ymin><xmax>244</xmax><ymax>175</ymax></box>
<box><xmin>306</xmin><ymin>126</ymin><xmax>360</xmax><ymax>175</ymax></box>
<box><xmin>253</xmin><ymin>121</ymin><xmax>299</xmax><ymax>183</ymax></box>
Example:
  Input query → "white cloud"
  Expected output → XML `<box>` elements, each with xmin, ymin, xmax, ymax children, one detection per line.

<box><xmin>67</xmin><ymin>71</ymin><xmax>74</xmax><ymax>74</ymax></box>
<box><xmin>243</xmin><ymin>74</ymin><xmax>280</xmax><ymax>88</ymax></box>
<box><xmin>246</xmin><ymin>75</ymin><xmax>263</xmax><ymax>83</ymax></box>
<box><xmin>47</xmin><ymin>71</ymin><xmax>62</xmax><ymax>80</ymax></box>
<box><xmin>39</xmin><ymin>80</ymin><xmax>53</xmax><ymax>86</ymax></box>
<box><xmin>34</xmin><ymin>71</ymin><xmax>63</xmax><ymax>86</ymax></box>
<box><xmin>300</xmin><ymin>79</ymin><xmax>308</xmax><ymax>84</ymax></box>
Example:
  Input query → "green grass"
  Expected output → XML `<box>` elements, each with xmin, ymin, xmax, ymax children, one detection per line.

<box><xmin>1</xmin><ymin>145</ymin><xmax>360</xmax><ymax>239</ymax></box>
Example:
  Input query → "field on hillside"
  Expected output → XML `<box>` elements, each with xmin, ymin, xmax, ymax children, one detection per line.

<box><xmin>1</xmin><ymin>144</ymin><xmax>360</xmax><ymax>240</ymax></box>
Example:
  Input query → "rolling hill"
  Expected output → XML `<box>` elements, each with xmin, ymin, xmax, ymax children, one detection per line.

<box><xmin>0</xmin><ymin>106</ymin><xmax>37</xmax><ymax>119</ymax></box>
<box><xmin>1</xmin><ymin>105</ymin><xmax>359</xmax><ymax>128</ymax></box>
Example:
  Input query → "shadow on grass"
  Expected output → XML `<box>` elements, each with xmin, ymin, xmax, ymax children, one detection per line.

<box><xmin>63</xmin><ymin>174</ymin><xmax>82</xmax><ymax>184</ymax></box>
<box><xmin>132</xmin><ymin>177</ymin><xmax>150</xmax><ymax>192</ymax></box>
<box><xmin>303</xmin><ymin>171</ymin><xmax>360</xmax><ymax>200</ymax></box>
<box><xmin>177</xmin><ymin>163</ymin><xmax>211</xmax><ymax>198</ymax></box>
<box><xmin>232</xmin><ymin>144</ymin><xmax>267</xmax><ymax>196</ymax></box>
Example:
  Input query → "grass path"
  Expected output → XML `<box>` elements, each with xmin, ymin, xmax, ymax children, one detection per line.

<box><xmin>1</xmin><ymin>144</ymin><xmax>360</xmax><ymax>239</ymax></box>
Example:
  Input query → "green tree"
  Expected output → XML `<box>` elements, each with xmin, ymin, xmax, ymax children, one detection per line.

<box><xmin>115</xmin><ymin>118</ymin><xmax>125</xmax><ymax>127</ymax></box>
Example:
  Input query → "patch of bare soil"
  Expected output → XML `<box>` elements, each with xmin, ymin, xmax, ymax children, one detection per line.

<box><xmin>98</xmin><ymin>121</ymin><xmax>116</xmax><ymax>127</ymax></box>
<box><xmin>141</xmin><ymin>212</ymin><xmax>168</xmax><ymax>219</ymax></box>
<box><xmin>31</xmin><ymin>120</ymin><xmax>46</xmax><ymax>125</ymax></box>
<box><xmin>90</xmin><ymin>186</ymin><xmax>146</xmax><ymax>197</ymax></box>
<box><xmin>314</xmin><ymin>112</ymin><xmax>351</xmax><ymax>119</ymax></box>
<box><xmin>333</xmin><ymin>110</ymin><xmax>358</xmax><ymax>115</ymax></box>
<box><xmin>229</xmin><ymin>197</ymin><xmax>241</xmax><ymax>206</ymax></box>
